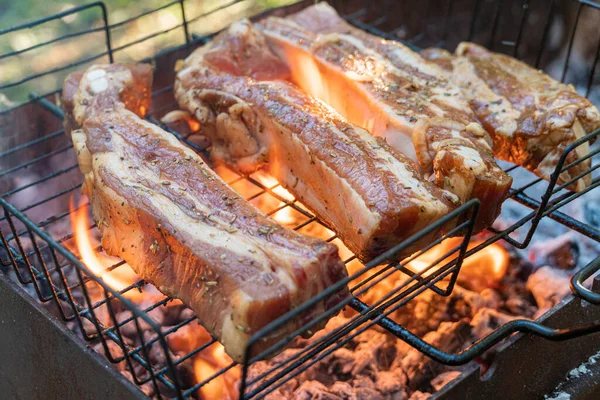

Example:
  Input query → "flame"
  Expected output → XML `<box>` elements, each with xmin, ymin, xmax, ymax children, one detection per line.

<box><xmin>406</xmin><ymin>237</ymin><xmax>509</xmax><ymax>292</ymax></box>
<box><xmin>69</xmin><ymin>196</ymin><xmax>143</xmax><ymax>299</ymax></box>
<box><xmin>272</xmin><ymin>201</ymin><xmax>296</xmax><ymax>226</ymax></box>
<box><xmin>285</xmin><ymin>48</ymin><xmax>327</xmax><ymax>104</ymax></box>
<box><xmin>160</xmin><ymin>110</ymin><xmax>200</xmax><ymax>132</ymax></box>
<box><xmin>194</xmin><ymin>344</ymin><xmax>240</xmax><ymax>400</ymax></box>
<box><xmin>188</xmin><ymin>118</ymin><xmax>201</xmax><ymax>132</ymax></box>
<box><xmin>168</xmin><ymin>321</ymin><xmax>240</xmax><ymax>399</ymax></box>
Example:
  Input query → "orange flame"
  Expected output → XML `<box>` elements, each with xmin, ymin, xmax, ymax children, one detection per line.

<box><xmin>407</xmin><ymin>237</ymin><xmax>509</xmax><ymax>291</ymax></box>
<box><xmin>272</xmin><ymin>201</ymin><xmax>296</xmax><ymax>226</ymax></box>
<box><xmin>69</xmin><ymin>196</ymin><xmax>142</xmax><ymax>300</ymax></box>
<box><xmin>167</xmin><ymin>320</ymin><xmax>239</xmax><ymax>399</ymax></box>
<box><xmin>194</xmin><ymin>344</ymin><xmax>240</xmax><ymax>400</ymax></box>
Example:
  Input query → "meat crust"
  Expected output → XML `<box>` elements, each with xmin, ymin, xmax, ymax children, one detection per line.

<box><xmin>63</xmin><ymin>63</ymin><xmax>348</xmax><ymax>363</ymax></box>
<box><xmin>175</xmin><ymin>20</ymin><xmax>457</xmax><ymax>262</ymax></box>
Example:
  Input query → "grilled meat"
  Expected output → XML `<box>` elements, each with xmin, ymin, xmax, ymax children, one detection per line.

<box><xmin>62</xmin><ymin>63</ymin><xmax>348</xmax><ymax>363</ymax></box>
<box><xmin>422</xmin><ymin>43</ymin><xmax>600</xmax><ymax>192</ymax></box>
<box><xmin>258</xmin><ymin>5</ymin><xmax>512</xmax><ymax>232</ymax></box>
<box><xmin>175</xmin><ymin>20</ymin><xmax>458</xmax><ymax>262</ymax></box>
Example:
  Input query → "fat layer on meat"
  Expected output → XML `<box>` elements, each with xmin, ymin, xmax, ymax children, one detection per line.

<box><xmin>259</xmin><ymin>3</ymin><xmax>512</xmax><ymax>232</ymax></box>
<box><xmin>175</xmin><ymin>20</ymin><xmax>457</xmax><ymax>262</ymax></box>
<box><xmin>63</xmin><ymin>63</ymin><xmax>348</xmax><ymax>363</ymax></box>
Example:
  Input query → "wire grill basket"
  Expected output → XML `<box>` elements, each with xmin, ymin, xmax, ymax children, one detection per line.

<box><xmin>1</xmin><ymin>0</ymin><xmax>600</xmax><ymax>398</ymax></box>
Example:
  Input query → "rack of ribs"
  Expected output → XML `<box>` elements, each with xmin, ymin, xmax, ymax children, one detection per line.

<box><xmin>174</xmin><ymin>20</ymin><xmax>458</xmax><ymax>262</ymax></box>
<box><xmin>257</xmin><ymin>4</ymin><xmax>513</xmax><ymax>232</ymax></box>
<box><xmin>62</xmin><ymin>63</ymin><xmax>349</xmax><ymax>363</ymax></box>
<box><xmin>421</xmin><ymin>43</ymin><xmax>600</xmax><ymax>192</ymax></box>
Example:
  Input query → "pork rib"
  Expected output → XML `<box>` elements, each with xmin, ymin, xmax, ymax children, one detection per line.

<box><xmin>174</xmin><ymin>20</ymin><xmax>457</xmax><ymax>262</ymax></box>
<box><xmin>258</xmin><ymin>4</ymin><xmax>512</xmax><ymax>232</ymax></box>
<box><xmin>62</xmin><ymin>63</ymin><xmax>348</xmax><ymax>363</ymax></box>
<box><xmin>422</xmin><ymin>43</ymin><xmax>600</xmax><ymax>192</ymax></box>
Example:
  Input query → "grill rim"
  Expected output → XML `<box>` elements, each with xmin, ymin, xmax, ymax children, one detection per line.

<box><xmin>1</xmin><ymin>0</ymin><xmax>600</xmax><ymax>398</ymax></box>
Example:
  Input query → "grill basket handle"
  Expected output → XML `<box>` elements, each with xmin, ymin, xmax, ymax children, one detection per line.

<box><xmin>571</xmin><ymin>255</ymin><xmax>600</xmax><ymax>304</ymax></box>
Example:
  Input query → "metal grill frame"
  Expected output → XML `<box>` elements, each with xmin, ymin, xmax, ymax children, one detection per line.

<box><xmin>1</xmin><ymin>0</ymin><xmax>600</xmax><ymax>399</ymax></box>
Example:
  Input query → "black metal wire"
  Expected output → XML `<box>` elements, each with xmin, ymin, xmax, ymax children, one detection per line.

<box><xmin>1</xmin><ymin>1</ymin><xmax>600</xmax><ymax>399</ymax></box>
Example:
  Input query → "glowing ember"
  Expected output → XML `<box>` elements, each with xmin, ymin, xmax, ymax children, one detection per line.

<box><xmin>69</xmin><ymin>195</ymin><xmax>142</xmax><ymax>299</ymax></box>
<box><xmin>252</xmin><ymin>170</ymin><xmax>279</xmax><ymax>188</ymax></box>
<box><xmin>272</xmin><ymin>201</ymin><xmax>296</xmax><ymax>226</ymax></box>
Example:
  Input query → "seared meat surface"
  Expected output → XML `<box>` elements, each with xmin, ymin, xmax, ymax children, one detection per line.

<box><xmin>63</xmin><ymin>63</ymin><xmax>348</xmax><ymax>363</ymax></box>
<box><xmin>422</xmin><ymin>43</ymin><xmax>600</xmax><ymax>192</ymax></box>
<box><xmin>175</xmin><ymin>20</ymin><xmax>457</xmax><ymax>262</ymax></box>
<box><xmin>259</xmin><ymin>4</ymin><xmax>512</xmax><ymax>232</ymax></box>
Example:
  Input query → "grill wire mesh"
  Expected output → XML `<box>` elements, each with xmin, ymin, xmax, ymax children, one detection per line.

<box><xmin>1</xmin><ymin>0</ymin><xmax>600</xmax><ymax>398</ymax></box>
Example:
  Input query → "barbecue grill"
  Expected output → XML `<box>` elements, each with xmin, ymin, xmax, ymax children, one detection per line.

<box><xmin>1</xmin><ymin>0</ymin><xmax>600</xmax><ymax>399</ymax></box>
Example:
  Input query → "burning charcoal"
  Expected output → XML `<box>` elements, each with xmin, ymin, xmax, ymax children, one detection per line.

<box><xmin>293</xmin><ymin>381</ymin><xmax>343</xmax><ymax>400</ymax></box>
<box><xmin>408</xmin><ymin>391</ymin><xmax>431</xmax><ymax>400</ymax></box>
<box><xmin>352</xmin><ymin>375</ymin><xmax>377</xmax><ymax>390</ymax></box>
<box><xmin>121</xmin><ymin>370</ymin><xmax>155</xmax><ymax>397</ymax></box>
<box><xmin>115</xmin><ymin>308</ymin><xmax>164</xmax><ymax>340</ymax></box>
<box><xmin>265</xmin><ymin>389</ymin><xmax>294</xmax><ymax>400</ymax></box>
<box><xmin>350</xmin><ymin>331</ymin><xmax>393</xmax><ymax>376</ymax></box>
<box><xmin>116</xmin><ymin>311</ymin><xmax>140</xmax><ymax>339</ymax></box>
<box><xmin>375</xmin><ymin>370</ymin><xmax>408</xmax><ymax>395</ymax></box>
<box><xmin>504</xmin><ymin>296</ymin><xmax>537</xmax><ymax>317</ymax></box>
<box><xmin>172</xmin><ymin>362</ymin><xmax>198</xmax><ymax>393</ymax></box>
<box><xmin>479</xmin><ymin>288</ymin><xmax>502</xmax><ymax>309</ymax></box>
<box><xmin>81</xmin><ymin>316</ymin><xmax>103</xmax><ymax>337</ymax></box>
<box><xmin>526</xmin><ymin>266</ymin><xmax>572</xmax><ymax>316</ymax></box>
<box><xmin>160</xmin><ymin>301</ymin><xmax>195</xmax><ymax>326</ymax></box>
<box><xmin>546</xmin><ymin>241</ymin><xmax>579</xmax><ymax>270</ymax></box>
<box><xmin>584</xmin><ymin>201</ymin><xmax>600</xmax><ymax>228</ymax></box>
<box><xmin>166</xmin><ymin>322</ymin><xmax>212</xmax><ymax>355</ymax></box>
<box><xmin>143</xmin><ymin>330</ymin><xmax>173</xmax><ymax>366</ymax></box>
<box><xmin>330</xmin><ymin>382</ymin><xmax>357</xmax><ymax>399</ymax></box>
<box><xmin>507</xmin><ymin>253</ymin><xmax>536</xmax><ymax>281</ymax></box>
<box><xmin>470</xmin><ymin>308</ymin><xmax>519</xmax><ymax>339</ymax></box>
<box><xmin>430</xmin><ymin>371</ymin><xmax>461</xmax><ymax>391</ymax></box>
<box><xmin>355</xmin><ymin>387</ymin><xmax>384</xmax><ymax>400</ymax></box>
<box><xmin>325</xmin><ymin>347</ymin><xmax>356</xmax><ymax>376</ymax></box>
<box><xmin>528</xmin><ymin>235</ymin><xmax>579</xmax><ymax>270</ymax></box>
<box><xmin>244</xmin><ymin>251</ymin><xmax>541</xmax><ymax>399</ymax></box>
<box><xmin>146</xmin><ymin>305</ymin><xmax>166</xmax><ymax>326</ymax></box>
<box><xmin>248</xmin><ymin>355</ymin><xmax>300</xmax><ymax>397</ymax></box>
<box><xmin>398</xmin><ymin>320</ymin><xmax>471</xmax><ymax>391</ymax></box>
<box><xmin>389</xmin><ymin>286</ymin><xmax>495</xmax><ymax>337</ymax></box>
<box><xmin>500</xmin><ymin>259</ymin><xmax>538</xmax><ymax>318</ymax></box>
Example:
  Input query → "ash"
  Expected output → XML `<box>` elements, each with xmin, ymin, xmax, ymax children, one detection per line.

<box><xmin>545</xmin><ymin>351</ymin><xmax>600</xmax><ymax>400</ymax></box>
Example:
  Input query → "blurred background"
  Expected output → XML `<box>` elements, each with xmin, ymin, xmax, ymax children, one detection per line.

<box><xmin>0</xmin><ymin>0</ymin><xmax>294</xmax><ymax>109</ymax></box>
<box><xmin>1</xmin><ymin>0</ymin><xmax>599</xmax><ymax>111</ymax></box>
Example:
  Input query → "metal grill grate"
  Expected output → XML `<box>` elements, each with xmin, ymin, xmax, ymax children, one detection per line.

<box><xmin>1</xmin><ymin>0</ymin><xmax>600</xmax><ymax>399</ymax></box>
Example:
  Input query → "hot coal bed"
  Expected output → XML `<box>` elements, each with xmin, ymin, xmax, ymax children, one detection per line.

<box><xmin>1</xmin><ymin>1</ymin><xmax>600</xmax><ymax>399</ymax></box>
